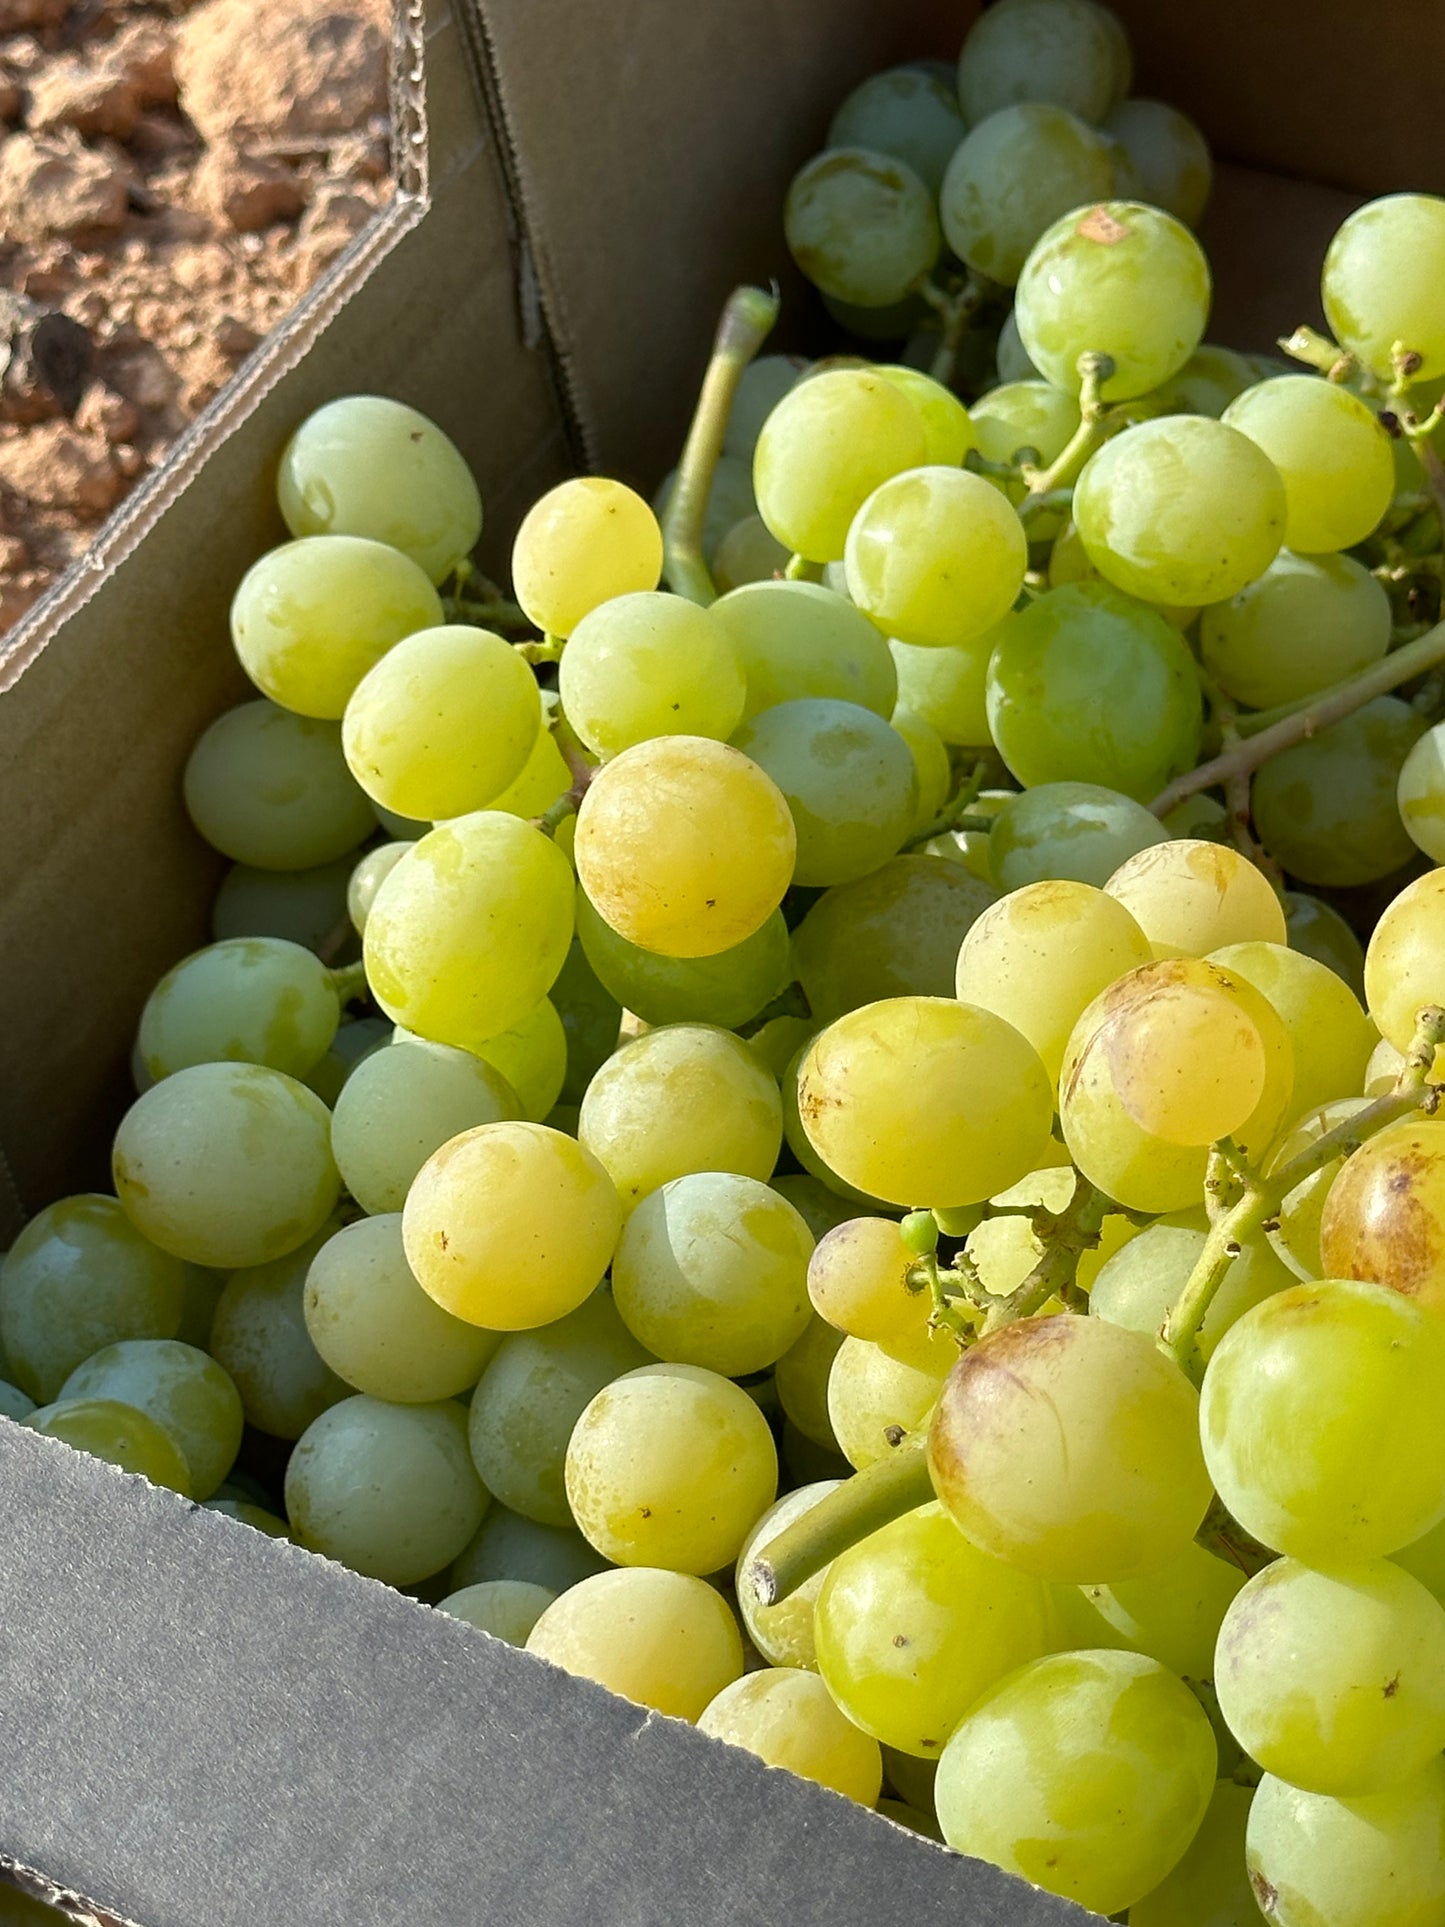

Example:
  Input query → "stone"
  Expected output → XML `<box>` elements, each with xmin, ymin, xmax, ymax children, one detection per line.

<box><xmin>28</xmin><ymin>54</ymin><xmax>142</xmax><ymax>141</ymax></box>
<box><xmin>175</xmin><ymin>0</ymin><xmax>388</xmax><ymax>144</ymax></box>
<box><xmin>0</xmin><ymin>420</ymin><xmax>124</xmax><ymax>519</ymax></box>
<box><xmin>106</xmin><ymin>19</ymin><xmax>177</xmax><ymax>109</ymax></box>
<box><xmin>192</xmin><ymin>144</ymin><xmax>305</xmax><ymax>233</ymax></box>
<box><xmin>0</xmin><ymin>134</ymin><xmax>131</xmax><ymax>242</ymax></box>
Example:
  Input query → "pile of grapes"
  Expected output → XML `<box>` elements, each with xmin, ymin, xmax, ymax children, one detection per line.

<box><xmin>11</xmin><ymin>2</ymin><xmax>1445</xmax><ymax>1921</ymax></box>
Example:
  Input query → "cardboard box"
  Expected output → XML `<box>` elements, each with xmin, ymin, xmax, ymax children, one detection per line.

<box><xmin>0</xmin><ymin>1</ymin><xmax>1435</xmax><ymax>1918</ymax></box>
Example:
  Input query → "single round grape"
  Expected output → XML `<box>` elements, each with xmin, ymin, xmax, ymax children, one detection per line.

<box><xmin>1323</xmin><ymin>193</ymin><xmax>1445</xmax><ymax>381</ymax></box>
<box><xmin>1253</xmin><ymin>695</ymin><xmax>1426</xmax><ymax>887</ymax></box>
<box><xmin>466</xmin><ymin>1287</ymin><xmax>650</xmax><ymax>1528</ymax></box>
<box><xmin>403</xmin><ymin>1121</ymin><xmax>621</xmax><ymax>1331</ymax></box>
<box><xmin>1364</xmin><ymin>866</ymin><xmax>1445</xmax><ymax>1052</ymax></box>
<box><xmin>329</xmin><ymin>1036</ymin><xmax>518</xmax><ymax>1215</ymax></box>
<box><xmin>936</xmin><ymin>1649</ymin><xmax>1216</xmax><ymax>1917</ymax></box>
<box><xmin>985</xmin><ymin>580</ymin><xmax>1201</xmax><ymax>799</ymax></box>
<box><xmin>996</xmin><ymin>308</ymin><xmax>1040</xmax><ymax>381</ymax></box>
<box><xmin>815</xmin><ymin>1501</ymin><xmax>1052</xmax><ymax>1759</ymax></box>
<box><xmin>1247</xmin><ymin>1760</ymin><xmax>1445</xmax><ymax>1927</ymax></box>
<box><xmin>1319</xmin><ymin>1117</ymin><xmax>1445</xmax><ymax>1318</ymax></box>
<box><xmin>1105</xmin><ymin>839</ymin><xmax>1288</xmax><ymax>957</ymax></box>
<box><xmin>1103</xmin><ymin>97</ymin><xmax>1211</xmax><ymax>225</ymax></box>
<box><xmin>773</xmin><ymin>1314</ymin><xmax>845</xmax><ymax>1450</ymax></box>
<box><xmin>930</xmin><ymin>1313</ymin><xmax>1212</xmax><ymax>1580</ymax></box>
<box><xmin>345</xmin><ymin>844</ymin><xmax>410</xmax><ymax>938</ymax></box>
<box><xmin>844</xmin><ymin>466</ymin><xmax>1028</xmax><ymax>650</ymax></box>
<box><xmin>276</xmin><ymin>395</ymin><xmax>481</xmax><ymax>584</ymax></box>
<box><xmin>1143</xmin><ymin>341</ymin><xmax>1257</xmax><ymax>417</ymax></box>
<box><xmin>1210</xmin><ymin>939</ymin><xmax>1374</xmax><ymax>1118</ymax></box>
<box><xmin>1015</xmin><ymin>202</ymin><xmax>1210</xmax><ymax>400</ymax></box>
<box><xmin>26</xmin><ymin>1397</ymin><xmax>193</xmax><ymax>1494</ymax></box>
<box><xmin>708</xmin><ymin>579</ymin><xmax>897</xmax><ymax>720</ymax></box>
<box><xmin>59</xmin><ymin>1338</ymin><xmax>242</xmax><ymax>1499</ymax></box>
<box><xmin>1091</xmin><ymin>1211</ymin><xmax>1292</xmax><ymax>1360</ymax></box>
<box><xmin>212</xmin><ymin>851</ymin><xmax>358</xmax><ymax>951</ymax></box>
<box><xmin>341</xmin><ymin>624</ymin><xmax>541</xmax><ymax>821</ymax></box>
<box><xmin>184</xmin><ymin>701</ymin><xmax>377</xmax><ymax>871</ymax></box>
<box><xmin>564</xmin><ymin>1361</ymin><xmax>777</xmax><ymax>1573</ymax></box>
<box><xmin>113</xmin><ymin>1063</ymin><xmax>340</xmax><ymax>1270</ymax></box>
<box><xmin>436</xmin><ymin>1579</ymin><xmax>554</xmax><ymax>1647</ymax></box>
<box><xmin>807</xmin><ymin>1216</ymin><xmax>952</xmax><ymax>1373</ymax></box>
<box><xmin>826</xmin><ymin>65</ymin><xmax>965</xmax><ymax>196</ymax></box>
<box><xmin>957</xmin><ymin>0</ymin><xmax>1122</xmax><ymax>124</ymax></box>
<box><xmin>1046</xmin><ymin>514</ymin><xmax>1200</xmax><ymax>628</ymax></box>
<box><xmin>991</xmin><ymin>780</ymin><xmax>1167</xmax><ymax>890</ymax></box>
<box><xmin>1216</xmin><ymin>1557</ymin><xmax>1445</xmax><ymax>1796</ymax></box>
<box><xmin>525</xmin><ymin>1567</ymin><xmax>743</xmax><ymax>1721</ymax></box>
<box><xmin>698</xmin><ymin>1667</ymin><xmax>882</xmax><ymax>1805</ymax></box>
<box><xmin>798</xmin><ymin>996</ymin><xmax>1055</xmax><ymax>1208</ymax></box>
<box><xmin>574</xmin><ymin>894</ymin><xmax>787</xmax><ymax>1037</ymax></box>
<box><xmin>209</xmin><ymin>1225</ymin><xmax>349</xmax><ymax>1438</ymax></box>
<box><xmin>723</xmin><ymin>354</ymin><xmax>808</xmax><ymax>461</ymax></box>
<box><xmin>875</xmin><ymin>365</ymin><xmax>978</xmax><ymax>466</ymax></box>
<box><xmin>1201</xmin><ymin>1279</ymin><xmax>1445</xmax><ymax>1563</ymax></box>
<box><xmin>969</xmin><ymin>378</ymin><xmax>1082</xmax><ymax>484</ymax></box>
<box><xmin>753</xmin><ymin>368</ymin><xmax>928</xmax><ymax>563</ymax></box>
<box><xmin>299</xmin><ymin>1012</ymin><xmax>391</xmax><ymax>1105</ymax></box>
<box><xmin>940</xmin><ymin>103</ymin><xmax>1113</xmax><ymax>286</ymax></box>
<box><xmin>447</xmin><ymin>1503</ymin><xmax>608</xmax><ymax>1595</ymax></box>
<box><xmin>890</xmin><ymin>707</ymin><xmax>950</xmax><ymax>834</ymax></box>
<box><xmin>442</xmin><ymin>999</ymin><xmax>557</xmax><ymax>1126</ymax></box>
<box><xmin>363</xmin><ymin>812</ymin><xmax>574</xmax><ymax>1049</ymax></box>
<box><xmin>1223</xmin><ymin>375</ymin><xmax>1394</xmax><ymax>553</ymax></box>
<box><xmin>286</xmin><ymin>1395</ymin><xmax>487</xmax><ymax>1585</ymax></box>
<box><xmin>511</xmin><ymin>477</ymin><xmax>662</xmax><ymax>637</ymax></box>
<box><xmin>0</xmin><ymin>1194</ymin><xmax>186</xmax><ymax>1404</ymax></box>
<box><xmin>827</xmin><ymin>1338</ymin><xmax>949</xmax><ymax>1469</ymax></box>
<box><xmin>711</xmin><ymin>514</ymin><xmax>790</xmax><ymax>591</ymax></box>
<box><xmin>574</xmin><ymin>736</ymin><xmax>794</xmax><ymax>959</ymax></box>
<box><xmin>1130</xmin><ymin>1780</ymin><xmax>1255</xmax><ymax>1927</ymax></box>
<box><xmin>1397</xmin><ymin>721</ymin><xmax>1445</xmax><ymax>863</ymax></box>
<box><xmin>138</xmin><ymin>936</ymin><xmax>340</xmax><ymax>1084</ymax></box>
<box><xmin>783</xmin><ymin>148</ymin><xmax>940</xmax><ymax>309</ymax></box>
<box><xmin>1073</xmin><ymin>415</ymin><xmax>1285</xmax><ymax>604</ymax></box>
<box><xmin>734</xmin><ymin>1480</ymin><xmax>842</xmax><ymax>1670</ymax></box>
<box><xmin>1057</xmin><ymin>1538</ymin><xmax>1247</xmax><ymax>1681</ymax></box>
<box><xmin>558</xmin><ymin>591</ymin><xmax>745</xmax><ymax>758</ymax></box>
<box><xmin>1200</xmin><ymin>548</ymin><xmax>1391</xmax><ymax>711</ymax></box>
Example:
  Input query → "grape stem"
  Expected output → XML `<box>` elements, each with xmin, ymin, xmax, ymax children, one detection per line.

<box><xmin>1163</xmin><ymin>1005</ymin><xmax>1445</xmax><ymax>1379</ymax></box>
<box><xmin>329</xmin><ymin>961</ymin><xmax>368</xmax><ymax>1006</ymax></box>
<box><xmin>980</xmin><ymin>1176</ymin><xmax>1108</xmax><ymax>1334</ymax></box>
<box><xmin>530</xmin><ymin>710</ymin><xmax>596</xmax><ymax>838</ymax></box>
<box><xmin>1194</xmin><ymin>667</ymin><xmax>1285</xmax><ymax>886</ymax></box>
<box><xmin>1279</xmin><ymin>325</ymin><xmax>1359</xmax><ymax>385</ymax></box>
<box><xmin>744</xmin><ymin>1439</ymin><xmax>934</xmax><ymax>1607</ymax></box>
<box><xmin>1147</xmin><ymin>618</ymin><xmax>1445</xmax><ymax>818</ymax></box>
<box><xmin>784</xmin><ymin>553</ymin><xmax>824</xmax><ymax>582</ymax></box>
<box><xmin>901</xmin><ymin>759</ymin><xmax>987</xmax><ymax>850</ymax></box>
<box><xmin>661</xmin><ymin>284</ymin><xmax>781</xmax><ymax>607</ymax></box>
<box><xmin>916</xmin><ymin>271</ymin><xmax>988</xmax><ymax>388</ymax></box>
<box><xmin>1019</xmin><ymin>352</ymin><xmax>1115</xmax><ymax>498</ymax></box>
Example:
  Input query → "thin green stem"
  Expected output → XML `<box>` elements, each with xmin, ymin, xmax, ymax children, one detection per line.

<box><xmin>980</xmin><ymin>1177</ymin><xmax>1108</xmax><ymax>1334</ymax></box>
<box><xmin>1020</xmin><ymin>352</ymin><xmax>1114</xmax><ymax>497</ymax></box>
<box><xmin>1278</xmin><ymin>325</ymin><xmax>1358</xmax><ymax>384</ymax></box>
<box><xmin>329</xmin><ymin>962</ymin><xmax>368</xmax><ymax>1006</ymax></box>
<box><xmin>744</xmin><ymin>1441</ymin><xmax>935</xmax><ymax>1607</ymax></box>
<box><xmin>445</xmin><ymin>594</ymin><xmax>532</xmax><ymax>631</ymax></box>
<box><xmin>784</xmin><ymin>553</ymin><xmax>824</xmax><ymax>582</ymax></box>
<box><xmin>530</xmin><ymin>709</ymin><xmax>596</xmax><ymax>838</ymax></box>
<box><xmin>901</xmin><ymin>760</ymin><xmax>987</xmax><ymax>850</ymax></box>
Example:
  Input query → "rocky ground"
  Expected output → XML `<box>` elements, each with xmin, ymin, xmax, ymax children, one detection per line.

<box><xmin>0</xmin><ymin>0</ymin><xmax>395</xmax><ymax>634</ymax></box>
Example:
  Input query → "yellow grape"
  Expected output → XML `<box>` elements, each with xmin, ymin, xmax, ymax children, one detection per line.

<box><xmin>1104</xmin><ymin>838</ymin><xmax>1288</xmax><ymax>957</ymax></box>
<box><xmin>827</xmin><ymin>1337</ymin><xmax>950</xmax><ymax>1469</ymax></box>
<box><xmin>1319</xmin><ymin>1117</ymin><xmax>1445</xmax><ymax>1319</ymax></box>
<box><xmin>844</xmin><ymin>466</ymin><xmax>1029</xmax><ymax>648</ymax></box>
<box><xmin>734</xmin><ymin>1480</ymin><xmax>842</xmax><ymax>1670</ymax></box>
<box><xmin>1223</xmin><ymin>375</ymin><xmax>1394</xmax><ymax>554</ymax></box>
<box><xmin>511</xmin><ymin>477</ymin><xmax>662</xmax><ymax>637</ymax></box>
<box><xmin>1363</xmin><ymin>866</ymin><xmax>1445</xmax><ymax>1053</ymax></box>
<box><xmin>525</xmin><ymin>1567</ymin><xmax>743</xmax><ymax>1721</ymax></box>
<box><xmin>1209</xmin><ymin>940</ymin><xmax>1374</xmax><ymax>1119</ymax></box>
<box><xmin>698</xmin><ymin>1668</ymin><xmax>883</xmax><ymax>1806</ymax></box>
<box><xmin>807</xmin><ymin>1216</ymin><xmax>953</xmax><ymax>1372</ymax></box>
<box><xmin>558</xmin><ymin>591</ymin><xmax>746</xmax><ymax>757</ymax></box>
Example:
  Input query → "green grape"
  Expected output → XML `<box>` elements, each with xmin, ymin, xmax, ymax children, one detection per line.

<box><xmin>575</xmin><ymin>736</ymin><xmax>794</xmax><ymax>959</ymax></box>
<box><xmin>184</xmin><ymin>701</ymin><xmax>376</xmax><ymax>871</ymax></box>
<box><xmin>782</xmin><ymin>1418</ymin><xmax>850</xmax><ymax>1486</ymax></box>
<box><xmin>212</xmin><ymin>851</ymin><xmax>358</xmax><ymax>951</ymax></box>
<box><xmin>176</xmin><ymin>1263</ymin><xmax>226</xmax><ymax>1350</ymax></box>
<box><xmin>780</xmin><ymin>1048</ymin><xmax>895</xmax><ymax>1213</ymax></box>
<box><xmin>875</xmin><ymin>366</ymin><xmax>978</xmax><ymax>466</ymax></box>
<box><xmin>1091</xmin><ymin>1210</ymin><xmax>1292</xmax><ymax>1358</ymax></box>
<box><xmin>889</xmin><ymin>637</ymin><xmax>992</xmax><ymax>747</ymax></box>
<box><xmin>1103</xmin><ymin>97</ymin><xmax>1211</xmax><ymax>225</ymax></box>
<box><xmin>996</xmin><ymin>308</ymin><xmax>1041</xmax><ymax>381</ymax></box>
<box><xmin>990</xmin><ymin>780</ymin><xmax>1167</xmax><ymax>891</ymax></box>
<box><xmin>1365</xmin><ymin>866</ymin><xmax>1445</xmax><ymax>1051</ymax></box>
<box><xmin>1143</xmin><ymin>342</ymin><xmax>1256</xmax><ymax>416</ymax></box>
<box><xmin>1073</xmin><ymin>415</ymin><xmax>1286</xmax><ymax>604</ymax></box>
<box><xmin>276</xmin><ymin>395</ymin><xmax>481</xmax><ymax>584</ymax></box>
<box><xmin>465</xmin><ymin>1286</ymin><xmax>649</xmax><ymax>1528</ymax></box>
<box><xmin>732</xmin><ymin>698</ymin><xmax>916</xmax><ymax>886</ymax></box>
<box><xmin>1319</xmin><ymin>1118</ymin><xmax>1445</xmax><ymax>1318</ymax></box>
<box><xmin>1247</xmin><ymin>1760</ymin><xmax>1445</xmax><ymax>1927</ymax></box>
<box><xmin>1209</xmin><ymin>940</ymin><xmax>1373</xmax><ymax>1117</ymax></box>
<box><xmin>844</xmin><ymin>466</ymin><xmax>1028</xmax><ymax>649</ymax></box>
<box><xmin>1253</xmin><ymin>695</ymin><xmax>1426</xmax><ymax>887</ymax></box>
<box><xmin>711</xmin><ymin>514</ymin><xmax>791</xmax><ymax>592</ymax></box>
<box><xmin>1130</xmin><ymin>1779</ymin><xmax>1256</xmax><ymax>1927</ymax></box>
<box><xmin>1223</xmin><ymin>375</ymin><xmax>1394</xmax><ymax>553</ymax></box>
<box><xmin>985</xmin><ymin>581</ymin><xmax>1202</xmax><ymax>799</ymax></box>
<box><xmin>783</xmin><ymin>149</ymin><xmax>940</xmax><ymax>310</ymax></box>
<box><xmin>940</xmin><ymin>104</ymin><xmax>1114</xmax><ymax>286</ymax></box>
<box><xmin>774</xmin><ymin>1314</ymin><xmax>845</xmax><ymax>1450</ymax></box>
<box><xmin>138</xmin><ymin>936</ymin><xmax>341</xmax><ymax>1083</ymax></box>
<box><xmin>208</xmin><ymin>1225</ymin><xmax>349</xmax><ymax>1437</ymax></box>
<box><xmin>341</xmin><ymin>625</ymin><xmax>541</xmax><ymax>821</ymax></box>
<box><xmin>304</xmin><ymin>1214</ymin><xmax>499</xmax><ymax>1404</ymax></box>
<box><xmin>753</xmin><ymin>369</ymin><xmax>928</xmax><ymax>563</ymax></box>
<box><xmin>890</xmin><ymin>707</ymin><xmax>950</xmax><ymax>834</ymax></box>
<box><xmin>771</xmin><ymin>1173</ymin><xmax>856</xmax><ymax>1241</ymax></box>
<box><xmin>558</xmin><ymin>592</ymin><xmax>745</xmax><ymax>758</ymax></box>
<box><xmin>113</xmin><ymin>1063</ymin><xmax>340</xmax><ymax>1270</ymax></box>
<box><xmin>0</xmin><ymin>1378</ymin><xmax>34</xmax><ymax>1421</ymax></box>
<box><xmin>1368</xmin><ymin>1035</ymin><xmax>1410</xmax><ymax>1095</ymax></box>
<box><xmin>59</xmin><ymin>1338</ymin><xmax>242</xmax><ymax>1499</ymax></box>
<box><xmin>205</xmin><ymin>1498</ymin><xmax>290</xmax><ymax>1538</ymax></box>
<box><xmin>807</xmin><ymin>1216</ymin><xmax>954</xmax><ymax>1374</ymax></box>
<box><xmin>581</xmin><ymin>1019</ymin><xmax>783</xmax><ymax>1209</ymax></box>
<box><xmin>447</xmin><ymin>1502</ymin><xmax>607</xmax><ymax>1594</ymax></box>
<box><xmin>1322</xmin><ymin>193</ymin><xmax>1445</xmax><ymax>381</ymax></box>
<box><xmin>511</xmin><ymin>477</ymin><xmax>662</xmax><ymax>637</ymax></box>
<box><xmin>525</xmin><ymin>1566</ymin><xmax>743</xmax><ymax>1721</ymax></box>
<box><xmin>815</xmin><ymin>1501</ymin><xmax>1052</xmax><ymax>1758</ymax></box>
<box><xmin>699</xmin><ymin>1667</ymin><xmax>883</xmax><ymax>1805</ymax></box>
<box><xmin>707</xmin><ymin>579</ymin><xmax>897</xmax><ymax>719</ymax></box>
<box><xmin>652</xmin><ymin>454</ymin><xmax>757</xmax><ymax>565</ymax></box>
<box><xmin>575</xmin><ymin>897</ymin><xmax>786</xmax><ymax>1037</ymax></box>
<box><xmin>1264</xmin><ymin>1097</ymin><xmax>1371</xmax><ymax>1281</ymax></box>
<box><xmin>936</xmin><ymin>1650</ymin><xmax>1216</xmax><ymax>1916</ymax></box>
<box><xmin>611</xmin><ymin>1173</ymin><xmax>811</xmax><ymax>1377</ymax></box>
<box><xmin>286</xmin><ymin>1395</ymin><xmax>487</xmax><ymax>1585</ymax></box>
<box><xmin>826</xmin><ymin>65</ymin><xmax>966</xmax><ymax>196</ymax></box>
<box><xmin>403</xmin><ymin>1121</ymin><xmax>622</xmax><ymax>1330</ymax></box>
<box><xmin>1201</xmin><ymin>1279</ymin><xmax>1445</xmax><ymax>1562</ymax></box>
<box><xmin>931</xmin><ymin>1313</ymin><xmax>1212</xmax><ymax>1579</ymax></box>
<box><xmin>0</xmin><ymin>1195</ymin><xmax>186</xmax><ymax>1403</ymax></box>
<box><xmin>955</xmin><ymin>877</ymin><xmax>1153</xmax><ymax>1090</ymax></box>
<box><xmin>363</xmin><ymin>812</ymin><xmax>574</xmax><ymax>1048</ymax></box>
<box><xmin>1397</xmin><ymin>722</ymin><xmax>1445</xmax><ymax>863</ymax></box>
<box><xmin>329</xmin><ymin>1036</ymin><xmax>518</xmax><ymax>1214</ymax></box>
<box><xmin>1015</xmin><ymin>202</ymin><xmax>1210</xmax><ymax>400</ymax></box>
<box><xmin>548</xmin><ymin>939</ymin><xmax>623</xmax><ymax>1106</ymax></box>
<box><xmin>827</xmin><ymin>1338</ymin><xmax>949</xmax><ymax>1468</ymax></box>
<box><xmin>1047</xmin><ymin>515</ymin><xmax>1200</xmax><ymax>628</ymax></box>
<box><xmin>734</xmin><ymin>1479</ymin><xmax>842</xmax><ymax>1670</ymax></box>
<box><xmin>957</xmin><ymin>0</ymin><xmax>1124</xmax><ymax>124</ymax></box>
<box><xmin>1398</xmin><ymin>1512</ymin><xmax>1445</xmax><ymax>1605</ymax></box>
<box><xmin>1200</xmin><ymin>549</ymin><xmax>1391</xmax><ymax>711</ymax></box>
<box><xmin>723</xmin><ymin>354</ymin><xmax>808</xmax><ymax>461</ymax></box>
<box><xmin>373</xmin><ymin>801</ymin><xmax>429</xmax><ymax>839</ymax></box>
<box><xmin>793</xmin><ymin>855</ymin><xmax>998</xmax><ymax>1022</ymax></box>
<box><xmin>1105</xmin><ymin>839</ymin><xmax>1288</xmax><ymax>957</ymax></box>
<box><xmin>564</xmin><ymin>1361</ymin><xmax>777</xmax><ymax>1572</ymax></box>
<box><xmin>1057</xmin><ymin>1540</ymin><xmax>1247</xmax><ymax>1681</ymax></box>
<box><xmin>1161</xmin><ymin>792</ymin><xmax>1227</xmax><ymax>841</ymax></box>
<box><xmin>969</xmin><ymin>379</ymin><xmax>1082</xmax><ymax>483</ymax></box>
<box><xmin>436</xmin><ymin>1579</ymin><xmax>554</xmax><ymax>1646</ymax></box>
<box><xmin>1216</xmin><ymin>1557</ymin><xmax>1445</xmax><ymax>1796</ymax></box>
<box><xmin>440</xmin><ymin>999</ymin><xmax>558</xmax><ymax>1125</ymax></box>
<box><xmin>798</xmin><ymin>996</ymin><xmax>1054</xmax><ymax>1208</ymax></box>
<box><xmin>26</xmin><ymin>1397</ymin><xmax>193</xmax><ymax>1494</ymax></box>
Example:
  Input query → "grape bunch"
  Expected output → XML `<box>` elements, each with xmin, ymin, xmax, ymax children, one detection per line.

<box><xmin>10</xmin><ymin>3</ymin><xmax>1445</xmax><ymax>1923</ymax></box>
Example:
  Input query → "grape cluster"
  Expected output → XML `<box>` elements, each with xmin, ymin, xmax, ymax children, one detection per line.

<box><xmin>10</xmin><ymin>3</ymin><xmax>1445</xmax><ymax>1922</ymax></box>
